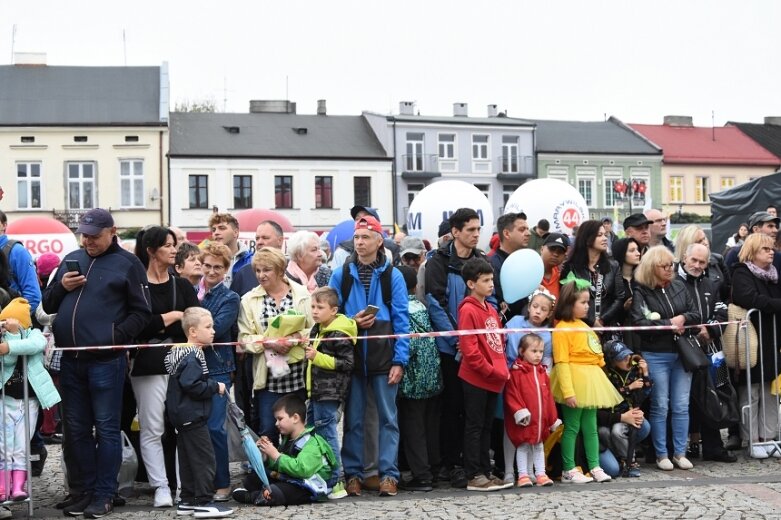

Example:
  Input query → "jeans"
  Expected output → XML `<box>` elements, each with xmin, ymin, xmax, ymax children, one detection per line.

<box><xmin>207</xmin><ymin>372</ymin><xmax>232</xmax><ymax>489</ymax></box>
<box><xmin>599</xmin><ymin>420</ymin><xmax>651</xmax><ymax>477</ymax></box>
<box><xmin>60</xmin><ymin>354</ymin><xmax>127</xmax><ymax>500</ymax></box>
<box><xmin>643</xmin><ymin>351</ymin><xmax>692</xmax><ymax>458</ymax></box>
<box><xmin>307</xmin><ymin>399</ymin><xmax>342</xmax><ymax>484</ymax></box>
<box><xmin>341</xmin><ymin>373</ymin><xmax>400</xmax><ymax>481</ymax></box>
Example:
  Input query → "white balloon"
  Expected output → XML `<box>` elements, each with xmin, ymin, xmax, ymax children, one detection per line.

<box><xmin>504</xmin><ymin>179</ymin><xmax>589</xmax><ymax>236</ymax></box>
<box><xmin>406</xmin><ymin>180</ymin><xmax>495</xmax><ymax>251</ymax></box>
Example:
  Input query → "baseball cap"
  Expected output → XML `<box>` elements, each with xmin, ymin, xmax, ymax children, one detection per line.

<box><xmin>350</xmin><ymin>205</ymin><xmax>380</xmax><ymax>221</ymax></box>
<box><xmin>623</xmin><ymin>213</ymin><xmax>653</xmax><ymax>230</ymax></box>
<box><xmin>748</xmin><ymin>211</ymin><xmax>780</xmax><ymax>231</ymax></box>
<box><xmin>543</xmin><ymin>233</ymin><xmax>569</xmax><ymax>251</ymax></box>
<box><xmin>76</xmin><ymin>208</ymin><xmax>114</xmax><ymax>235</ymax></box>
<box><xmin>400</xmin><ymin>236</ymin><xmax>426</xmax><ymax>257</ymax></box>
<box><xmin>603</xmin><ymin>340</ymin><xmax>633</xmax><ymax>365</ymax></box>
<box><xmin>354</xmin><ymin>216</ymin><xmax>383</xmax><ymax>234</ymax></box>
<box><xmin>602</xmin><ymin>216</ymin><xmax>612</xmax><ymax>224</ymax></box>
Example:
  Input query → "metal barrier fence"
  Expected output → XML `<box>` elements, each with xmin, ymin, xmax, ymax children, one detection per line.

<box><xmin>740</xmin><ymin>308</ymin><xmax>781</xmax><ymax>459</ymax></box>
<box><xmin>0</xmin><ymin>354</ymin><xmax>35</xmax><ymax>517</ymax></box>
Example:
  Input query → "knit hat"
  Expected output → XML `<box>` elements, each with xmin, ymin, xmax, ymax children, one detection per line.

<box><xmin>0</xmin><ymin>297</ymin><xmax>32</xmax><ymax>329</ymax></box>
<box><xmin>36</xmin><ymin>253</ymin><xmax>61</xmax><ymax>278</ymax></box>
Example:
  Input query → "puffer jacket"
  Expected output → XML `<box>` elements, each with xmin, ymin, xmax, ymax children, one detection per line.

<box><xmin>329</xmin><ymin>257</ymin><xmax>409</xmax><ymax>376</ymax></box>
<box><xmin>237</xmin><ymin>280</ymin><xmax>313</xmax><ymax>391</ymax></box>
<box><xmin>1</xmin><ymin>327</ymin><xmax>61</xmax><ymax>409</ymax></box>
<box><xmin>425</xmin><ymin>240</ymin><xmax>495</xmax><ymax>355</ymax></box>
<box><xmin>306</xmin><ymin>314</ymin><xmax>357</xmax><ymax>401</ymax></box>
<box><xmin>164</xmin><ymin>346</ymin><xmax>219</xmax><ymax>429</ymax></box>
<box><xmin>628</xmin><ymin>278</ymin><xmax>701</xmax><ymax>353</ymax></box>
<box><xmin>562</xmin><ymin>260</ymin><xmax>625</xmax><ymax>326</ymax></box>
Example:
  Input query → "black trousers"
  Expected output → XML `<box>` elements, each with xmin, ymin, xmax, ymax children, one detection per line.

<box><xmin>462</xmin><ymin>380</ymin><xmax>498</xmax><ymax>480</ymax></box>
<box><xmin>438</xmin><ymin>352</ymin><xmax>464</xmax><ymax>468</ymax></box>
<box><xmin>399</xmin><ymin>397</ymin><xmax>440</xmax><ymax>481</ymax></box>
<box><xmin>177</xmin><ymin>424</ymin><xmax>216</xmax><ymax>505</ymax></box>
<box><xmin>241</xmin><ymin>473</ymin><xmax>311</xmax><ymax>506</ymax></box>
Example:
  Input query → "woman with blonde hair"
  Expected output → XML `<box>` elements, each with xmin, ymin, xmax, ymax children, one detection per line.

<box><xmin>731</xmin><ymin>233</ymin><xmax>781</xmax><ymax>458</ymax></box>
<box><xmin>630</xmin><ymin>246</ymin><xmax>700</xmax><ymax>471</ymax></box>
<box><xmin>237</xmin><ymin>247</ymin><xmax>313</xmax><ymax>445</ymax></box>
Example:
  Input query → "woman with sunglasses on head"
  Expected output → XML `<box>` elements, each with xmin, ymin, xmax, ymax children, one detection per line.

<box><xmin>629</xmin><ymin>246</ymin><xmax>700</xmax><ymax>471</ymax></box>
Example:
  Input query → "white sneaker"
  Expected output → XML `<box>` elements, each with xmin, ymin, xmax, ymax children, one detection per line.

<box><xmin>764</xmin><ymin>444</ymin><xmax>781</xmax><ymax>458</ymax></box>
<box><xmin>590</xmin><ymin>467</ymin><xmax>612</xmax><ymax>483</ymax></box>
<box><xmin>561</xmin><ymin>468</ymin><xmax>593</xmax><ymax>484</ymax></box>
<box><xmin>656</xmin><ymin>458</ymin><xmax>674</xmax><ymax>471</ymax></box>
<box><xmin>750</xmin><ymin>445</ymin><xmax>770</xmax><ymax>459</ymax></box>
<box><xmin>0</xmin><ymin>506</ymin><xmax>10</xmax><ymax>520</ymax></box>
<box><xmin>154</xmin><ymin>486</ymin><xmax>174</xmax><ymax>508</ymax></box>
<box><xmin>673</xmin><ymin>456</ymin><xmax>693</xmax><ymax>470</ymax></box>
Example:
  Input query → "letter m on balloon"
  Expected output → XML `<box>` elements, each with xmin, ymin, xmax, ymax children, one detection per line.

<box><xmin>407</xmin><ymin>212</ymin><xmax>422</xmax><ymax>231</ymax></box>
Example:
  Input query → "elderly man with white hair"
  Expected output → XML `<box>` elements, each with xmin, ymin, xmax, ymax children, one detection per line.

<box><xmin>285</xmin><ymin>230</ymin><xmax>331</xmax><ymax>292</ymax></box>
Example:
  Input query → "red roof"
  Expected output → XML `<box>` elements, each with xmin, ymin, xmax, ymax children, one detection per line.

<box><xmin>629</xmin><ymin>124</ymin><xmax>780</xmax><ymax>166</ymax></box>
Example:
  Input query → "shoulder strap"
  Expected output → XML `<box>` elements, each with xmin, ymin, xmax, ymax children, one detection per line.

<box><xmin>340</xmin><ymin>256</ymin><xmax>394</xmax><ymax>313</ymax></box>
<box><xmin>339</xmin><ymin>256</ymin><xmax>353</xmax><ymax>313</ymax></box>
<box><xmin>1</xmin><ymin>240</ymin><xmax>21</xmax><ymax>284</ymax></box>
<box><xmin>380</xmin><ymin>265</ymin><xmax>394</xmax><ymax>310</ymax></box>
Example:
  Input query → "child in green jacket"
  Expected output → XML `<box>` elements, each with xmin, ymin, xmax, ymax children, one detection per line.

<box><xmin>232</xmin><ymin>394</ymin><xmax>336</xmax><ymax>506</ymax></box>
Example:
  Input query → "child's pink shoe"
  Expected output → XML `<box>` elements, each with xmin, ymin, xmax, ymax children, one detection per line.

<box><xmin>535</xmin><ymin>474</ymin><xmax>553</xmax><ymax>487</ymax></box>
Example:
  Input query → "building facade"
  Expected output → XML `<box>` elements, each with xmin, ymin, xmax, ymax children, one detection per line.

<box><xmin>364</xmin><ymin>102</ymin><xmax>536</xmax><ymax>225</ymax></box>
<box><xmin>168</xmin><ymin>102</ymin><xmax>392</xmax><ymax>232</ymax></box>
<box><xmin>534</xmin><ymin>117</ymin><xmax>663</xmax><ymax>222</ymax></box>
<box><xmin>0</xmin><ymin>57</ymin><xmax>169</xmax><ymax>229</ymax></box>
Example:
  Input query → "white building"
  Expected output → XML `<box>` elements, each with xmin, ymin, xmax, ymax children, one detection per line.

<box><xmin>168</xmin><ymin>101</ymin><xmax>393</xmax><ymax>231</ymax></box>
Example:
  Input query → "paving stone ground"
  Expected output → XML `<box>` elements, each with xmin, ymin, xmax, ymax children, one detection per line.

<box><xmin>9</xmin><ymin>444</ymin><xmax>781</xmax><ymax>519</ymax></box>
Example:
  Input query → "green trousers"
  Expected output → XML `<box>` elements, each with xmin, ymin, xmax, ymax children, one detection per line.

<box><xmin>561</xmin><ymin>406</ymin><xmax>600</xmax><ymax>471</ymax></box>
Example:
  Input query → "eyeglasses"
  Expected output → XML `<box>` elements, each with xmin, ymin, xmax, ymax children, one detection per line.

<box><xmin>760</xmin><ymin>247</ymin><xmax>774</xmax><ymax>253</ymax></box>
<box><xmin>202</xmin><ymin>263</ymin><xmax>225</xmax><ymax>272</ymax></box>
<box><xmin>656</xmin><ymin>263</ymin><xmax>674</xmax><ymax>270</ymax></box>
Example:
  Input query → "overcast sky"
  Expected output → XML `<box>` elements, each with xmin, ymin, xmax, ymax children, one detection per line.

<box><xmin>2</xmin><ymin>0</ymin><xmax>778</xmax><ymax>126</ymax></box>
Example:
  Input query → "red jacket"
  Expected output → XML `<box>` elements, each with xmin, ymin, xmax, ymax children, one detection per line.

<box><xmin>504</xmin><ymin>359</ymin><xmax>559</xmax><ymax>446</ymax></box>
<box><xmin>457</xmin><ymin>296</ymin><xmax>508</xmax><ymax>393</ymax></box>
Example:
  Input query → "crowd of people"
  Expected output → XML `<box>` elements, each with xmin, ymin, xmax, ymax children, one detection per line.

<box><xmin>0</xmin><ymin>202</ymin><xmax>779</xmax><ymax>517</ymax></box>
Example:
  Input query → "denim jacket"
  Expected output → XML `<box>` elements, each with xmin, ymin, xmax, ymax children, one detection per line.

<box><xmin>199</xmin><ymin>282</ymin><xmax>240</xmax><ymax>375</ymax></box>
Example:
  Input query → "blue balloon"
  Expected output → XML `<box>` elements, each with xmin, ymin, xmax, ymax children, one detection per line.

<box><xmin>326</xmin><ymin>219</ymin><xmax>355</xmax><ymax>252</ymax></box>
<box><xmin>500</xmin><ymin>249</ymin><xmax>545</xmax><ymax>303</ymax></box>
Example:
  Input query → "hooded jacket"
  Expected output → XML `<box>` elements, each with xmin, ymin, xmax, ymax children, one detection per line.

<box><xmin>504</xmin><ymin>359</ymin><xmax>558</xmax><ymax>446</ymax></box>
<box><xmin>306</xmin><ymin>314</ymin><xmax>357</xmax><ymax>401</ymax></box>
<box><xmin>42</xmin><ymin>239</ymin><xmax>151</xmax><ymax>359</ymax></box>
<box><xmin>328</xmin><ymin>256</ymin><xmax>409</xmax><ymax>375</ymax></box>
<box><xmin>457</xmin><ymin>295</ymin><xmax>508</xmax><ymax>393</ymax></box>
<box><xmin>425</xmin><ymin>240</ymin><xmax>495</xmax><ymax>355</ymax></box>
<box><xmin>1</xmin><ymin>327</ymin><xmax>61</xmax><ymax>410</ymax></box>
<box><xmin>164</xmin><ymin>345</ymin><xmax>219</xmax><ymax>429</ymax></box>
<box><xmin>628</xmin><ymin>278</ymin><xmax>700</xmax><ymax>353</ymax></box>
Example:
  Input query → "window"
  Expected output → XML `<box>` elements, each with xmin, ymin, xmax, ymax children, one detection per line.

<box><xmin>354</xmin><ymin>177</ymin><xmax>371</xmax><ymax>207</ymax></box>
<box><xmin>472</xmin><ymin>135</ymin><xmax>489</xmax><ymax>160</ymax></box>
<box><xmin>694</xmin><ymin>176</ymin><xmax>709</xmax><ymax>203</ymax></box>
<box><xmin>405</xmin><ymin>132</ymin><xmax>424</xmax><ymax>171</ymax></box>
<box><xmin>721</xmin><ymin>177</ymin><xmax>735</xmax><ymax>190</ymax></box>
<box><xmin>275</xmin><ymin>175</ymin><xmax>293</xmax><ymax>209</ymax></box>
<box><xmin>125</xmin><ymin>135</ymin><xmax>139</xmax><ymax>143</ymax></box>
<box><xmin>546</xmin><ymin>167</ymin><xmax>569</xmax><ymax>183</ymax></box>
<box><xmin>119</xmin><ymin>160</ymin><xmax>144</xmax><ymax>208</ymax></box>
<box><xmin>315</xmin><ymin>176</ymin><xmax>333</xmax><ymax>209</ymax></box>
<box><xmin>668</xmin><ymin>176</ymin><xmax>683</xmax><ymax>203</ymax></box>
<box><xmin>233</xmin><ymin>175</ymin><xmax>252</xmax><ymax>209</ymax></box>
<box><xmin>17</xmin><ymin>162</ymin><xmax>41</xmax><ymax>209</ymax></box>
<box><xmin>503</xmin><ymin>184</ymin><xmax>519</xmax><ymax>207</ymax></box>
<box><xmin>20</xmin><ymin>136</ymin><xmax>34</xmax><ymax>143</ymax></box>
<box><xmin>501</xmin><ymin>136</ymin><xmax>519</xmax><ymax>173</ymax></box>
<box><xmin>578</xmin><ymin>178</ymin><xmax>595</xmax><ymax>207</ymax></box>
<box><xmin>67</xmin><ymin>162</ymin><xmax>96</xmax><ymax>210</ymax></box>
<box><xmin>188</xmin><ymin>175</ymin><xmax>208</xmax><ymax>209</ymax></box>
<box><xmin>407</xmin><ymin>183</ymin><xmax>424</xmax><ymax>206</ymax></box>
<box><xmin>475</xmin><ymin>184</ymin><xmax>490</xmax><ymax>200</ymax></box>
<box><xmin>438</xmin><ymin>134</ymin><xmax>455</xmax><ymax>159</ymax></box>
<box><xmin>74</xmin><ymin>136</ymin><xmax>88</xmax><ymax>143</ymax></box>
<box><xmin>604</xmin><ymin>177</ymin><xmax>620</xmax><ymax>207</ymax></box>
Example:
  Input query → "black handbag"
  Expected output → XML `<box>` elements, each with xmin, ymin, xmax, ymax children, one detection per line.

<box><xmin>675</xmin><ymin>334</ymin><xmax>709</xmax><ymax>372</ymax></box>
<box><xmin>692</xmin><ymin>367</ymin><xmax>739</xmax><ymax>428</ymax></box>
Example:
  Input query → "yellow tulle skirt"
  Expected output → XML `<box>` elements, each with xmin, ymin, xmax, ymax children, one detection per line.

<box><xmin>550</xmin><ymin>364</ymin><xmax>623</xmax><ymax>408</ymax></box>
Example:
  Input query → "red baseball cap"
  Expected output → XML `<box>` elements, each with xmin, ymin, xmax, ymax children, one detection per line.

<box><xmin>354</xmin><ymin>216</ymin><xmax>383</xmax><ymax>234</ymax></box>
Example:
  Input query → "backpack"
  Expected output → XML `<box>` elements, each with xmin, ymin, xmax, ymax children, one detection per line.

<box><xmin>339</xmin><ymin>255</ymin><xmax>395</xmax><ymax>314</ymax></box>
<box><xmin>1</xmin><ymin>239</ymin><xmax>21</xmax><ymax>283</ymax></box>
<box><xmin>0</xmin><ymin>240</ymin><xmax>22</xmax><ymax>309</ymax></box>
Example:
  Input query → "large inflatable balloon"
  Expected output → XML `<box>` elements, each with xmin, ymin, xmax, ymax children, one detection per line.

<box><xmin>6</xmin><ymin>216</ymin><xmax>78</xmax><ymax>260</ymax></box>
<box><xmin>500</xmin><ymin>249</ymin><xmax>544</xmax><ymax>303</ymax></box>
<box><xmin>504</xmin><ymin>179</ymin><xmax>589</xmax><ymax>236</ymax></box>
<box><xmin>406</xmin><ymin>180</ymin><xmax>494</xmax><ymax>251</ymax></box>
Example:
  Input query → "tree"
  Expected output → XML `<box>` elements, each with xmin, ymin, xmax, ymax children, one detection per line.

<box><xmin>174</xmin><ymin>98</ymin><xmax>218</xmax><ymax>113</ymax></box>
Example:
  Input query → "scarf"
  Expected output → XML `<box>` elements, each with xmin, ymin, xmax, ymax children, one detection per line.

<box><xmin>746</xmin><ymin>261</ymin><xmax>779</xmax><ymax>284</ymax></box>
<box><xmin>286</xmin><ymin>260</ymin><xmax>318</xmax><ymax>293</ymax></box>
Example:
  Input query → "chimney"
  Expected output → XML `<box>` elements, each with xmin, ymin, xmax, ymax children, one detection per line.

<box><xmin>249</xmin><ymin>100</ymin><xmax>296</xmax><ymax>114</ymax></box>
<box><xmin>13</xmin><ymin>52</ymin><xmax>47</xmax><ymax>66</ymax></box>
<box><xmin>317</xmin><ymin>99</ymin><xmax>327</xmax><ymax>116</ymax></box>
<box><xmin>764</xmin><ymin>116</ymin><xmax>781</xmax><ymax>126</ymax></box>
<box><xmin>487</xmin><ymin>104</ymin><xmax>498</xmax><ymax>117</ymax></box>
<box><xmin>453</xmin><ymin>103</ymin><xmax>468</xmax><ymax>117</ymax></box>
<box><xmin>399</xmin><ymin>101</ymin><xmax>415</xmax><ymax>116</ymax></box>
<box><xmin>663</xmin><ymin>115</ymin><xmax>693</xmax><ymax>127</ymax></box>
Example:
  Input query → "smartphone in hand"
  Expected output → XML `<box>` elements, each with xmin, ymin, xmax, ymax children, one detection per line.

<box><xmin>364</xmin><ymin>305</ymin><xmax>380</xmax><ymax>316</ymax></box>
<box><xmin>65</xmin><ymin>259</ymin><xmax>83</xmax><ymax>276</ymax></box>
